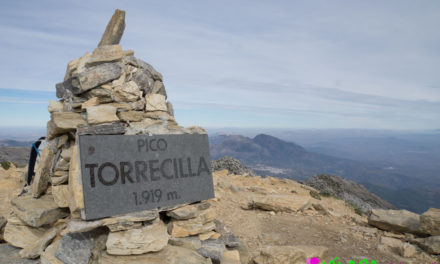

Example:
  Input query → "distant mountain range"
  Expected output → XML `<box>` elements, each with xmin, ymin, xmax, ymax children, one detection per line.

<box><xmin>209</xmin><ymin>134</ymin><xmax>440</xmax><ymax>213</ymax></box>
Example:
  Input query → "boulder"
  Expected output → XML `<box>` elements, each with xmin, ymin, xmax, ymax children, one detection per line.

<box><xmin>86</xmin><ymin>105</ymin><xmax>119</xmax><ymax>125</ymax></box>
<box><xmin>0</xmin><ymin>244</ymin><xmax>39</xmax><ymax>264</ymax></box>
<box><xmin>11</xmin><ymin>194</ymin><xmax>69</xmax><ymax>227</ymax></box>
<box><xmin>414</xmin><ymin>236</ymin><xmax>440</xmax><ymax>254</ymax></box>
<box><xmin>368</xmin><ymin>209</ymin><xmax>422</xmax><ymax>235</ymax></box>
<box><xmin>3</xmin><ymin>215</ymin><xmax>51</xmax><ymax>248</ymax></box>
<box><xmin>55</xmin><ymin>228</ymin><xmax>108</xmax><ymax>264</ymax></box>
<box><xmin>106</xmin><ymin>219</ymin><xmax>169</xmax><ymax>255</ymax></box>
<box><xmin>419</xmin><ymin>208</ymin><xmax>440</xmax><ymax>235</ymax></box>
<box><xmin>253</xmin><ymin>246</ymin><xmax>307</xmax><ymax>264</ymax></box>
<box><xmin>252</xmin><ymin>195</ymin><xmax>310</xmax><ymax>213</ymax></box>
<box><xmin>87</xmin><ymin>45</ymin><xmax>123</xmax><ymax>66</ymax></box>
<box><xmin>145</xmin><ymin>94</ymin><xmax>167</xmax><ymax>112</ymax></box>
<box><xmin>98</xmin><ymin>9</ymin><xmax>125</xmax><ymax>46</ymax></box>
<box><xmin>99</xmin><ymin>245</ymin><xmax>212</xmax><ymax>264</ymax></box>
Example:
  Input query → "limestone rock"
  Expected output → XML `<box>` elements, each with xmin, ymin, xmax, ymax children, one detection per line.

<box><xmin>131</xmin><ymin>68</ymin><xmax>154</xmax><ymax>94</ymax></box>
<box><xmin>52</xmin><ymin>185</ymin><xmax>70</xmax><ymax>208</ymax></box>
<box><xmin>0</xmin><ymin>215</ymin><xmax>6</xmax><ymax>240</ymax></box>
<box><xmin>76</xmin><ymin>63</ymin><xmax>122</xmax><ymax>93</ymax></box>
<box><xmin>125</xmin><ymin>56</ymin><xmax>163</xmax><ymax>81</ymax></box>
<box><xmin>252</xmin><ymin>194</ymin><xmax>310</xmax><ymax>213</ymax></box>
<box><xmin>81</xmin><ymin>97</ymin><xmax>100</xmax><ymax>110</ymax></box>
<box><xmin>87</xmin><ymin>45</ymin><xmax>123</xmax><ymax>66</ymax></box>
<box><xmin>117</xmin><ymin>110</ymin><xmax>144</xmax><ymax>122</ymax></box>
<box><xmin>168</xmin><ymin>208</ymin><xmax>216</xmax><ymax>238</ymax></box>
<box><xmin>51</xmin><ymin>174</ymin><xmax>68</xmax><ymax>186</ymax></box>
<box><xmin>61</xmin><ymin>144</ymin><xmax>74</xmax><ymax>162</ymax></box>
<box><xmin>98</xmin><ymin>9</ymin><xmax>125</xmax><ymax>46</ymax></box>
<box><xmin>40</xmin><ymin>238</ymin><xmax>63</xmax><ymax>264</ymax></box>
<box><xmin>11</xmin><ymin>194</ymin><xmax>69</xmax><ymax>227</ymax></box>
<box><xmin>221</xmin><ymin>250</ymin><xmax>240</xmax><ymax>264</ymax></box>
<box><xmin>64</xmin><ymin>52</ymin><xmax>90</xmax><ymax>81</ymax></box>
<box><xmin>77</xmin><ymin>122</ymin><xmax>126</xmax><ymax>135</ymax></box>
<box><xmin>167</xmin><ymin>101</ymin><xmax>174</xmax><ymax>116</ymax></box>
<box><xmin>48</xmin><ymin>100</ymin><xmax>63</xmax><ymax>113</ymax></box>
<box><xmin>68</xmin><ymin>145</ymin><xmax>85</xmax><ymax>214</ymax></box>
<box><xmin>146</xmin><ymin>94</ymin><xmax>167</xmax><ymax>112</ymax></box>
<box><xmin>167</xmin><ymin>202</ymin><xmax>211</xmax><ymax>220</ymax></box>
<box><xmin>419</xmin><ymin>208</ymin><xmax>440</xmax><ymax>235</ymax></box>
<box><xmin>19</xmin><ymin>227</ymin><xmax>58</xmax><ymax>259</ymax></box>
<box><xmin>0</xmin><ymin>244</ymin><xmax>39</xmax><ymax>264</ymax></box>
<box><xmin>415</xmin><ymin>236</ymin><xmax>440</xmax><ymax>254</ymax></box>
<box><xmin>197</xmin><ymin>239</ymin><xmax>226</xmax><ymax>263</ymax></box>
<box><xmin>87</xmin><ymin>105</ymin><xmax>119</xmax><ymax>125</ymax></box>
<box><xmin>368</xmin><ymin>209</ymin><xmax>422</xmax><ymax>235</ymax></box>
<box><xmin>47</xmin><ymin>112</ymin><xmax>86</xmax><ymax>139</ymax></box>
<box><xmin>99</xmin><ymin>245</ymin><xmax>212</xmax><ymax>264</ymax></box>
<box><xmin>253</xmin><ymin>246</ymin><xmax>307</xmax><ymax>264</ymax></box>
<box><xmin>84</xmin><ymin>88</ymin><xmax>113</xmax><ymax>103</ymax></box>
<box><xmin>169</xmin><ymin>236</ymin><xmax>202</xmax><ymax>251</ymax></box>
<box><xmin>294</xmin><ymin>245</ymin><xmax>328</xmax><ymax>260</ymax></box>
<box><xmin>30</xmin><ymin>141</ymin><xmax>55</xmax><ymax>197</ymax></box>
<box><xmin>114</xmin><ymin>81</ymin><xmax>141</xmax><ymax>102</ymax></box>
<box><xmin>106</xmin><ymin>219</ymin><xmax>169</xmax><ymax>255</ymax></box>
<box><xmin>3</xmin><ymin>214</ymin><xmax>51</xmax><ymax>248</ymax></box>
<box><xmin>55</xmin><ymin>228</ymin><xmax>108</xmax><ymax>264</ymax></box>
<box><xmin>152</xmin><ymin>80</ymin><xmax>167</xmax><ymax>98</ymax></box>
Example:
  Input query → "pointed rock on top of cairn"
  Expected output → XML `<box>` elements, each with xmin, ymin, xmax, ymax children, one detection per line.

<box><xmin>98</xmin><ymin>9</ymin><xmax>126</xmax><ymax>46</ymax></box>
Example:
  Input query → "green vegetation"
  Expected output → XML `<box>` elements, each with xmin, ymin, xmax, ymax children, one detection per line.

<box><xmin>319</xmin><ymin>190</ymin><xmax>333</xmax><ymax>198</ymax></box>
<box><xmin>0</xmin><ymin>161</ymin><xmax>11</xmax><ymax>170</ymax></box>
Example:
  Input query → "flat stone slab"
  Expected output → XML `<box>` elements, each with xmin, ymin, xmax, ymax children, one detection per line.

<box><xmin>79</xmin><ymin>134</ymin><xmax>214</xmax><ymax>220</ymax></box>
<box><xmin>0</xmin><ymin>244</ymin><xmax>39</xmax><ymax>264</ymax></box>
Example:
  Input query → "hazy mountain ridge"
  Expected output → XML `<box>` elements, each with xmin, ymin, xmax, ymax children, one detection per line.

<box><xmin>209</xmin><ymin>133</ymin><xmax>440</xmax><ymax>213</ymax></box>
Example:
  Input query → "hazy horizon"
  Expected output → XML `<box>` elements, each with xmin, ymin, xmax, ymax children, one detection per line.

<box><xmin>1</xmin><ymin>1</ymin><xmax>440</xmax><ymax>130</ymax></box>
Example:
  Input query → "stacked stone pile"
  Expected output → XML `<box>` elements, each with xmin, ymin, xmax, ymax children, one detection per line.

<box><xmin>0</xmin><ymin>9</ymin><xmax>248</xmax><ymax>264</ymax></box>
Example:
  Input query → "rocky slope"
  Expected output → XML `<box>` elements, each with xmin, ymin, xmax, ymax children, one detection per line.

<box><xmin>1</xmin><ymin>160</ymin><xmax>439</xmax><ymax>264</ymax></box>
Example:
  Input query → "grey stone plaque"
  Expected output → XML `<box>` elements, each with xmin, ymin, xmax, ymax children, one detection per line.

<box><xmin>78</xmin><ymin>134</ymin><xmax>214</xmax><ymax>220</ymax></box>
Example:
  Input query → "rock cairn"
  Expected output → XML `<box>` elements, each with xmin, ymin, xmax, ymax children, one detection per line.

<box><xmin>1</xmin><ymin>9</ymin><xmax>247</xmax><ymax>264</ymax></box>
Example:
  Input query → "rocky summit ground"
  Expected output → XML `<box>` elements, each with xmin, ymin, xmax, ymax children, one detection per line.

<box><xmin>0</xmin><ymin>164</ymin><xmax>439</xmax><ymax>264</ymax></box>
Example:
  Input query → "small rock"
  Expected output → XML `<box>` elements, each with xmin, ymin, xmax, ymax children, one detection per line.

<box><xmin>48</xmin><ymin>100</ymin><xmax>63</xmax><ymax>113</ymax></box>
<box><xmin>0</xmin><ymin>244</ymin><xmax>39</xmax><ymax>264</ymax></box>
<box><xmin>169</xmin><ymin>236</ymin><xmax>203</xmax><ymax>250</ymax></box>
<box><xmin>0</xmin><ymin>215</ymin><xmax>6</xmax><ymax>240</ymax></box>
<box><xmin>114</xmin><ymin>81</ymin><xmax>141</xmax><ymax>102</ymax></box>
<box><xmin>52</xmin><ymin>185</ymin><xmax>70</xmax><ymax>208</ymax></box>
<box><xmin>99</xmin><ymin>245</ymin><xmax>211</xmax><ymax>264</ymax></box>
<box><xmin>197</xmin><ymin>239</ymin><xmax>226</xmax><ymax>264</ymax></box>
<box><xmin>419</xmin><ymin>208</ymin><xmax>440</xmax><ymax>235</ymax></box>
<box><xmin>168</xmin><ymin>208</ymin><xmax>216</xmax><ymax>238</ymax></box>
<box><xmin>77</xmin><ymin>122</ymin><xmax>126</xmax><ymax>135</ymax></box>
<box><xmin>221</xmin><ymin>250</ymin><xmax>240</xmax><ymax>264</ymax></box>
<box><xmin>68</xmin><ymin>145</ymin><xmax>84</xmax><ymax>214</ymax></box>
<box><xmin>3</xmin><ymin>214</ymin><xmax>51</xmax><ymax>248</ymax></box>
<box><xmin>76</xmin><ymin>63</ymin><xmax>122</xmax><ymax>93</ymax></box>
<box><xmin>30</xmin><ymin>142</ymin><xmax>55</xmax><ymax>197</ymax></box>
<box><xmin>294</xmin><ymin>245</ymin><xmax>328</xmax><ymax>260</ymax></box>
<box><xmin>152</xmin><ymin>80</ymin><xmax>167</xmax><ymax>98</ymax></box>
<box><xmin>40</xmin><ymin>238</ymin><xmax>63</xmax><ymax>264</ymax></box>
<box><xmin>251</xmin><ymin>195</ymin><xmax>310</xmax><ymax>213</ymax></box>
<box><xmin>414</xmin><ymin>236</ymin><xmax>440</xmax><ymax>254</ymax></box>
<box><xmin>167</xmin><ymin>101</ymin><xmax>174</xmax><ymax>116</ymax></box>
<box><xmin>253</xmin><ymin>246</ymin><xmax>306</xmax><ymax>264</ymax></box>
<box><xmin>63</xmin><ymin>52</ymin><xmax>90</xmax><ymax>81</ymax></box>
<box><xmin>378</xmin><ymin>236</ymin><xmax>418</xmax><ymax>258</ymax></box>
<box><xmin>117</xmin><ymin>110</ymin><xmax>144</xmax><ymax>122</ymax></box>
<box><xmin>87</xmin><ymin>45</ymin><xmax>123</xmax><ymax>66</ymax></box>
<box><xmin>55</xmin><ymin>228</ymin><xmax>108</xmax><ymax>264</ymax></box>
<box><xmin>81</xmin><ymin>97</ymin><xmax>100</xmax><ymax>110</ymax></box>
<box><xmin>47</xmin><ymin>112</ymin><xmax>86</xmax><ymax>139</ymax></box>
<box><xmin>167</xmin><ymin>202</ymin><xmax>211</xmax><ymax>220</ymax></box>
<box><xmin>87</xmin><ymin>105</ymin><xmax>119</xmax><ymax>125</ymax></box>
<box><xmin>368</xmin><ymin>209</ymin><xmax>423</xmax><ymax>235</ymax></box>
<box><xmin>11</xmin><ymin>194</ymin><xmax>69</xmax><ymax>227</ymax></box>
<box><xmin>98</xmin><ymin>9</ymin><xmax>125</xmax><ymax>46</ymax></box>
<box><xmin>199</xmin><ymin>231</ymin><xmax>217</xmax><ymax>241</ymax></box>
<box><xmin>106</xmin><ymin>219</ymin><xmax>169</xmax><ymax>255</ymax></box>
<box><xmin>19</xmin><ymin>227</ymin><xmax>58</xmax><ymax>259</ymax></box>
<box><xmin>145</xmin><ymin>94</ymin><xmax>167</xmax><ymax>112</ymax></box>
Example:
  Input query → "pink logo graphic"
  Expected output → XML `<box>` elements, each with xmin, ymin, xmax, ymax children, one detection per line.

<box><xmin>307</xmin><ymin>257</ymin><xmax>320</xmax><ymax>264</ymax></box>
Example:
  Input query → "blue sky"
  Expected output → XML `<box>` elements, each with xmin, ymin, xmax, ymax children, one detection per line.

<box><xmin>0</xmin><ymin>0</ymin><xmax>439</xmax><ymax>129</ymax></box>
